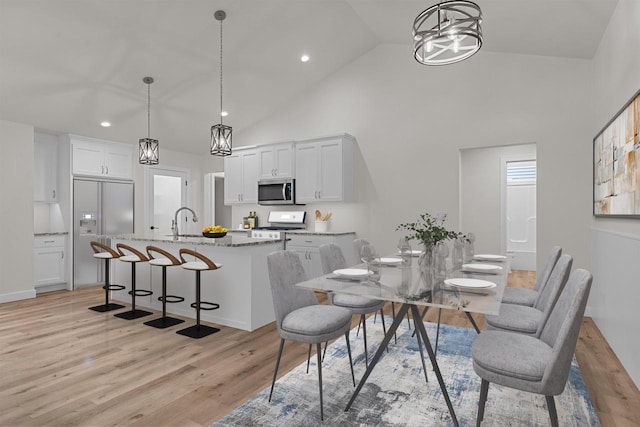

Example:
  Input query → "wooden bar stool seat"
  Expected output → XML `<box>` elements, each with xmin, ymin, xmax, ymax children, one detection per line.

<box><xmin>88</xmin><ymin>241</ymin><xmax>125</xmax><ymax>312</ymax></box>
<box><xmin>176</xmin><ymin>248</ymin><xmax>222</xmax><ymax>339</ymax></box>
<box><xmin>143</xmin><ymin>246</ymin><xmax>185</xmax><ymax>329</ymax></box>
<box><xmin>114</xmin><ymin>243</ymin><xmax>153</xmax><ymax>320</ymax></box>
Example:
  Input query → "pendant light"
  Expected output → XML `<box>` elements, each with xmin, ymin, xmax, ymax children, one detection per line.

<box><xmin>139</xmin><ymin>76</ymin><xmax>159</xmax><ymax>165</ymax></box>
<box><xmin>210</xmin><ymin>10</ymin><xmax>232</xmax><ymax>156</ymax></box>
<box><xmin>413</xmin><ymin>1</ymin><xmax>483</xmax><ymax>66</ymax></box>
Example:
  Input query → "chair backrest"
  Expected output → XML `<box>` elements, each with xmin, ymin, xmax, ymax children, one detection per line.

<box><xmin>539</xmin><ymin>268</ymin><xmax>593</xmax><ymax>395</ymax></box>
<box><xmin>319</xmin><ymin>243</ymin><xmax>347</xmax><ymax>275</ymax></box>
<box><xmin>535</xmin><ymin>246</ymin><xmax>562</xmax><ymax>292</ymax></box>
<box><xmin>267</xmin><ymin>250</ymin><xmax>318</xmax><ymax>333</ymax></box>
<box><xmin>353</xmin><ymin>238</ymin><xmax>369</xmax><ymax>261</ymax></box>
<box><xmin>532</xmin><ymin>254</ymin><xmax>572</xmax><ymax>336</ymax></box>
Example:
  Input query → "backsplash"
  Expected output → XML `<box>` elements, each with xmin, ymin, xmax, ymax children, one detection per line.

<box><xmin>34</xmin><ymin>202</ymin><xmax>66</xmax><ymax>234</ymax></box>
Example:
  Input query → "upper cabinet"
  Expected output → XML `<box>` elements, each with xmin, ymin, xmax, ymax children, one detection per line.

<box><xmin>71</xmin><ymin>136</ymin><xmax>133</xmax><ymax>180</ymax></box>
<box><xmin>258</xmin><ymin>142</ymin><xmax>294</xmax><ymax>179</ymax></box>
<box><xmin>294</xmin><ymin>134</ymin><xmax>355</xmax><ymax>204</ymax></box>
<box><xmin>224</xmin><ymin>147</ymin><xmax>259</xmax><ymax>205</ymax></box>
<box><xmin>34</xmin><ymin>134</ymin><xmax>59</xmax><ymax>202</ymax></box>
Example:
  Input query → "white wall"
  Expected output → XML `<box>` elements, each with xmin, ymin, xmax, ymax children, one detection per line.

<box><xmin>590</xmin><ymin>0</ymin><xmax>640</xmax><ymax>388</ymax></box>
<box><xmin>460</xmin><ymin>144</ymin><xmax>536</xmax><ymax>255</ymax></box>
<box><xmin>0</xmin><ymin>120</ymin><xmax>35</xmax><ymax>302</ymax></box>
<box><xmin>237</xmin><ymin>45</ymin><xmax>593</xmax><ymax>271</ymax></box>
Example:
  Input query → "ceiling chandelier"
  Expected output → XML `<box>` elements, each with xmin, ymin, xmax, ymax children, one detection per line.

<box><xmin>139</xmin><ymin>76</ymin><xmax>159</xmax><ymax>165</ymax></box>
<box><xmin>210</xmin><ymin>10</ymin><xmax>232</xmax><ymax>156</ymax></box>
<box><xmin>413</xmin><ymin>1</ymin><xmax>483</xmax><ymax>66</ymax></box>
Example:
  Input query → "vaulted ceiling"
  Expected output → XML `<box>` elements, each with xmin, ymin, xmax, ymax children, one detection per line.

<box><xmin>0</xmin><ymin>0</ymin><xmax>618</xmax><ymax>154</ymax></box>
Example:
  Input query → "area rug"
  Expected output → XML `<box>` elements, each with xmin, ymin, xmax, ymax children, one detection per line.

<box><xmin>212</xmin><ymin>316</ymin><xmax>600</xmax><ymax>427</ymax></box>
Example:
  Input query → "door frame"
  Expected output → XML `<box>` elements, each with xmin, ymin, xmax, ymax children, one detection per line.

<box><xmin>144</xmin><ymin>165</ymin><xmax>190</xmax><ymax>233</ymax></box>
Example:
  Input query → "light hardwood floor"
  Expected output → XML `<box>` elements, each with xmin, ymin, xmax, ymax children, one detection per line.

<box><xmin>0</xmin><ymin>272</ymin><xmax>638</xmax><ymax>427</ymax></box>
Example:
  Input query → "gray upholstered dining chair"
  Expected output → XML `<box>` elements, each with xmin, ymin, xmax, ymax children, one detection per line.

<box><xmin>485</xmin><ymin>254</ymin><xmax>572</xmax><ymax>337</ymax></box>
<box><xmin>501</xmin><ymin>246</ymin><xmax>562</xmax><ymax>306</ymax></box>
<box><xmin>471</xmin><ymin>268</ymin><xmax>593</xmax><ymax>426</ymax></box>
<box><xmin>267</xmin><ymin>250</ymin><xmax>355</xmax><ymax>421</ymax></box>
<box><xmin>319</xmin><ymin>243</ymin><xmax>387</xmax><ymax>368</ymax></box>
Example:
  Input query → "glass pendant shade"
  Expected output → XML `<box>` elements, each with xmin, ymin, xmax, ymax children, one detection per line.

<box><xmin>413</xmin><ymin>0</ymin><xmax>482</xmax><ymax>66</ymax></box>
<box><xmin>210</xmin><ymin>123</ymin><xmax>232</xmax><ymax>156</ymax></box>
<box><xmin>139</xmin><ymin>137</ymin><xmax>159</xmax><ymax>165</ymax></box>
<box><xmin>139</xmin><ymin>76</ymin><xmax>159</xmax><ymax>165</ymax></box>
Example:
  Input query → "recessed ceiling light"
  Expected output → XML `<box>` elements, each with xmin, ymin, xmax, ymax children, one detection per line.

<box><xmin>221</xmin><ymin>111</ymin><xmax>228</xmax><ymax>117</ymax></box>
<box><xmin>100</xmin><ymin>121</ymin><xmax>111</xmax><ymax>127</ymax></box>
<box><xmin>300</xmin><ymin>54</ymin><xmax>310</xmax><ymax>63</ymax></box>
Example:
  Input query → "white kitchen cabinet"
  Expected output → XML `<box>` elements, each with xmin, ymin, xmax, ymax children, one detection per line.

<box><xmin>71</xmin><ymin>136</ymin><xmax>133</xmax><ymax>179</ymax></box>
<box><xmin>294</xmin><ymin>134</ymin><xmax>355</xmax><ymax>204</ymax></box>
<box><xmin>33</xmin><ymin>134</ymin><xmax>58</xmax><ymax>202</ymax></box>
<box><xmin>224</xmin><ymin>147</ymin><xmax>258</xmax><ymax>204</ymax></box>
<box><xmin>286</xmin><ymin>233</ymin><xmax>356</xmax><ymax>279</ymax></box>
<box><xmin>258</xmin><ymin>142</ymin><xmax>294</xmax><ymax>178</ymax></box>
<box><xmin>34</xmin><ymin>235</ymin><xmax>66</xmax><ymax>289</ymax></box>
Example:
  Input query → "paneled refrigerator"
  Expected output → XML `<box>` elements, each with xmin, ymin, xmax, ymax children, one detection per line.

<box><xmin>73</xmin><ymin>179</ymin><xmax>134</xmax><ymax>288</ymax></box>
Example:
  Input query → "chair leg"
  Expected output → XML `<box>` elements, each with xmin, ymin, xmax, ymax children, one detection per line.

<box><xmin>477</xmin><ymin>379</ymin><xmax>489</xmax><ymax>427</ymax></box>
<box><xmin>269</xmin><ymin>338</ymin><xmax>285</xmax><ymax>402</ymax></box>
<box><xmin>316</xmin><ymin>342</ymin><xmax>324</xmax><ymax>421</ymax></box>
<box><xmin>380</xmin><ymin>308</ymin><xmax>389</xmax><ymax>353</ymax></box>
<box><xmin>306</xmin><ymin>344</ymin><xmax>312</xmax><ymax>374</ymax></box>
<box><xmin>322</xmin><ymin>341</ymin><xmax>328</xmax><ymax>362</ymax></box>
<box><xmin>345</xmin><ymin>331</ymin><xmax>355</xmax><ymax>387</ymax></box>
<box><xmin>545</xmin><ymin>395</ymin><xmax>559</xmax><ymax>427</ymax></box>
<box><xmin>361</xmin><ymin>314</ymin><xmax>368</xmax><ymax>368</ymax></box>
<box><xmin>391</xmin><ymin>302</ymin><xmax>398</xmax><ymax>343</ymax></box>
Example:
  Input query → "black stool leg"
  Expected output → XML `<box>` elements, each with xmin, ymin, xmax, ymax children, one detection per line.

<box><xmin>145</xmin><ymin>266</ymin><xmax>184</xmax><ymax>329</ymax></box>
<box><xmin>115</xmin><ymin>262</ymin><xmax>152</xmax><ymax>320</ymax></box>
<box><xmin>89</xmin><ymin>258</ymin><xmax>124</xmax><ymax>312</ymax></box>
<box><xmin>177</xmin><ymin>270</ymin><xmax>220</xmax><ymax>338</ymax></box>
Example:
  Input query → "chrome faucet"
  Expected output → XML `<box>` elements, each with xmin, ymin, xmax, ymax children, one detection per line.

<box><xmin>172</xmin><ymin>207</ymin><xmax>198</xmax><ymax>238</ymax></box>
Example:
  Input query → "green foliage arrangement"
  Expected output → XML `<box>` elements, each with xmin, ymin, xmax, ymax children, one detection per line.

<box><xmin>396</xmin><ymin>212</ymin><xmax>465</xmax><ymax>248</ymax></box>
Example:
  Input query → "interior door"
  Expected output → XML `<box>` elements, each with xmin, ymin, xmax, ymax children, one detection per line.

<box><xmin>145</xmin><ymin>167</ymin><xmax>188</xmax><ymax>234</ymax></box>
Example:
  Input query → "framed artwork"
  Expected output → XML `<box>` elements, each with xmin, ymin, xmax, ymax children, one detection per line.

<box><xmin>593</xmin><ymin>88</ymin><xmax>640</xmax><ymax>217</ymax></box>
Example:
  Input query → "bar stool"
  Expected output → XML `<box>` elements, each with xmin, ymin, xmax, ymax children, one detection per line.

<box><xmin>176</xmin><ymin>248</ymin><xmax>222</xmax><ymax>339</ymax></box>
<box><xmin>88</xmin><ymin>241</ymin><xmax>125</xmax><ymax>312</ymax></box>
<box><xmin>114</xmin><ymin>243</ymin><xmax>153</xmax><ymax>320</ymax></box>
<box><xmin>143</xmin><ymin>246</ymin><xmax>185</xmax><ymax>329</ymax></box>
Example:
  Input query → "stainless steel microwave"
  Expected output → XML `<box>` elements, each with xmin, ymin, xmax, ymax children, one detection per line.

<box><xmin>258</xmin><ymin>178</ymin><xmax>296</xmax><ymax>205</ymax></box>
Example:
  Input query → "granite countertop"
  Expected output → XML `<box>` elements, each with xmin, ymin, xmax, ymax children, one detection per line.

<box><xmin>106</xmin><ymin>233</ymin><xmax>284</xmax><ymax>247</ymax></box>
<box><xmin>34</xmin><ymin>232</ymin><xmax>69</xmax><ymax>236</ymax></box>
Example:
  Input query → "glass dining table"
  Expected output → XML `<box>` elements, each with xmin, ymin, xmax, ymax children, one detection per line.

<box><xmin>295</xmin><ymin>255</ymin><xmax>509</xmax><ymax>427</ymax></box>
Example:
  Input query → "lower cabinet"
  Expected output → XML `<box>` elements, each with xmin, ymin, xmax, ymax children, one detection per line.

<box><xmin>34</xmin><ymin>235</ymin><xmax>66</xmax><ymax>291</ymax></box>
<box><xmin>286</xmin><ymin>233</ymin><xmax>356</xmax><ymax>279</ymax></box>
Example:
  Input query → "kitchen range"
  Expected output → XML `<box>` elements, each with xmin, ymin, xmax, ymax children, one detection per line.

<box><xmin>250</xmin><ymin>210</ymin><xmax>306</xmax><ymax>240</ymax></box>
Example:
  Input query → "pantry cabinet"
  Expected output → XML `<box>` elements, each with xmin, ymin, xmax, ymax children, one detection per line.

<box><xmin>33</xmin><ymin>134</ymin><xmax>58</xmax><ymax>202</ymax></box>
<box><xmin>71</xmin><ymin>136</ymin><xmax>133</xmax><ymax>180</ymax></box>
<box><xmin>294</xmin><ymin>134</ymin><xmax>355</xmax><ymax>203</ymax></box>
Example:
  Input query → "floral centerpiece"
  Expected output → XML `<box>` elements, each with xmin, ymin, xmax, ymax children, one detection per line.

<box><xmin>396</xmin><ymin>213</ymin><xmax>465</xmax><ymax>297</ymax></box>
<box><xmin>396</xmin><ymin>212</ymin><xmax>464</xmax><ymax>249</ymax></box>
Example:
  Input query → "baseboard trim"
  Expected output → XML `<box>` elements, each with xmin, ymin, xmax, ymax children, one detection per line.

<box><xmin>0</xmin><ymin>288</ymin><xmax>37</xmax><ymax>304</ymax></box>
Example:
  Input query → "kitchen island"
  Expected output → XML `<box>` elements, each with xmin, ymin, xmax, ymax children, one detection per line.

<box><xmin>108</xmin><ymin>232</ymin><xmax>283</xmax><ymax>331</ymax></box>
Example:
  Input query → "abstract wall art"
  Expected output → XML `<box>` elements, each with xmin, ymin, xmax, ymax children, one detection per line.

<box><xmin>593</xmin><ymin>89</ymin><xmax>640</xmax><ymax>217</ymax></box>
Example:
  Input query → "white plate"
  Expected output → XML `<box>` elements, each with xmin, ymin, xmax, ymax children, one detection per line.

<box><xmin>378</xmin><ymin>257</ymin><xmax>403</xmax><ymax>265</ymax></box>
<box><xmin>333</xmin><ymin>268</ymin><xmax>370</xmax><ymax>279</ymax></box>
<box><xmin>444</xmin><ymin>278</ymin><xmax>496</xmax><ymax>289</ymax></box>
<box><xmin>473</xmin><ymin>254</ymin><xmax>507</xmax><ymax>261</ymax></box>
<box><xmin>462</xmin><ymin>263</ymin><xmax>503</xmax><ymax>272</ymax></box>
<box><xmin>397</xmin><ymin>250</ymin><xmax>423</xmax><ymax>257</ymax></box>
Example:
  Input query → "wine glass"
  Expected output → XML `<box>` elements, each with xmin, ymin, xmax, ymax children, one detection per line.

<box><xmin>397</xmin><ymin>237</ymin><xmax>412</xmax><ymax>266</ymax></box>
<box><xmin>360</xmin><ymin>243</ymin><xmax>381</xmax><ymax>281</ymax></box>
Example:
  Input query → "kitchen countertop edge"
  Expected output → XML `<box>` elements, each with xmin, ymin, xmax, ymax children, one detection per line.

<box><xmin>285</xmin><ymin>230</ymin><xmax>356</xmax><ymax>236</ymax></box>
<box><xmin>34</xmin><ymin>232</ymin><xmax>69</xmax><ymax>236</ymax></box>
<box><xmin>105</xmin><ymin>234</ymin><xmax>284</xmax><ymax>247</ymax></box>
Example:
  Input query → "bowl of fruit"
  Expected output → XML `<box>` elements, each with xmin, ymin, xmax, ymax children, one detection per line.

<box><xmin>202</xmin><ymin>225</ymin><xmax>228</xmax><ymax>238</ymax></box>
